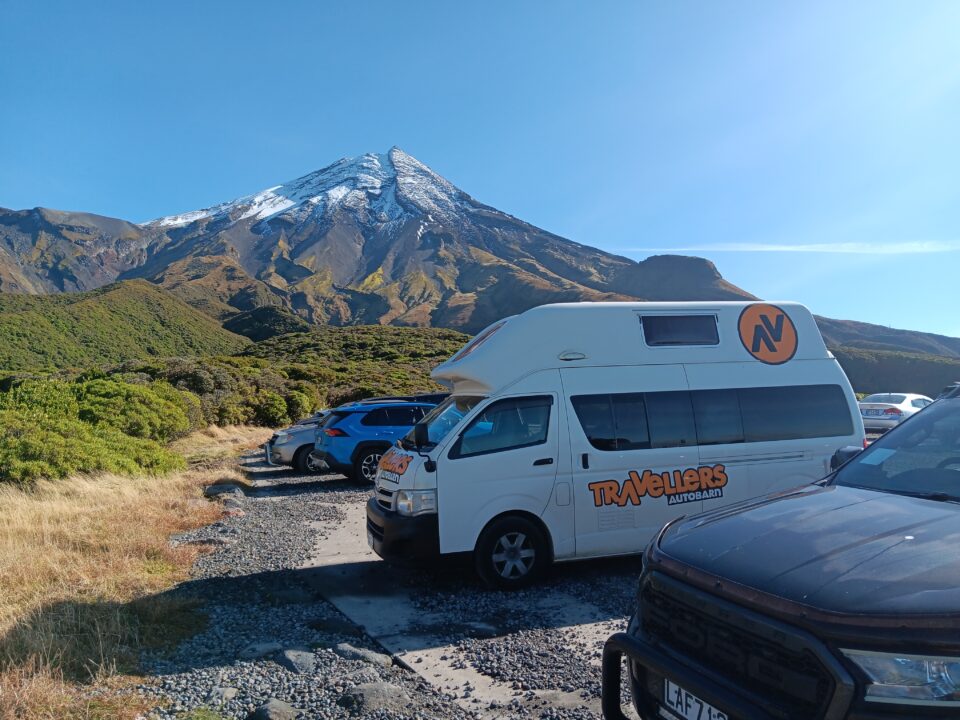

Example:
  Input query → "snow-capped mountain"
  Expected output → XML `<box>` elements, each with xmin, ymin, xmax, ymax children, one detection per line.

<box><xmin>0</xmin><ymin>148</ymin><xmax>752</xmax><ymax>332</ymax></box>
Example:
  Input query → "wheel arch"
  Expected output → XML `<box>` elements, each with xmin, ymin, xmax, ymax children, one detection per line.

<box><xmin>475</xmin><ymin>509</ymin><xmax>555</xmax><ymax>562</ymax></box>
<box><xmin>350</xmin><ymin>440</ymin><xmax>393</xmax><ymax>465</ymax></box>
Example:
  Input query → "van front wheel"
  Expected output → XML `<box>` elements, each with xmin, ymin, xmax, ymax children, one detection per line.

<box><xmin>475</xmin><ymin>516</ymin><xmax>549</xmax><ymax>590</ymax></box>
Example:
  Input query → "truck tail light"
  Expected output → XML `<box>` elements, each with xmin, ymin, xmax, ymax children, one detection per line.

<box><xmin>324</xmin><ymin>428</ymin><xmax>349</xmax><ymax>437</ymax></box>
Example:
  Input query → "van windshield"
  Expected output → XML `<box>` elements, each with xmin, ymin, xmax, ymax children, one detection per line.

<box><xmin>834</xmin><ymin>399</ymin><xmax>960</xmax><ymax>500</ymax></box>
<box><xmin>402</xmin><ymin>395</ymin><xmax>484</xmax><ymax>449</ymax></box>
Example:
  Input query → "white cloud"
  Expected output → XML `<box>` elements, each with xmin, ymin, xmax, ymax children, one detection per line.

<box><xmin>627</xmin><ymin>241</ymin><xmax>960</xmax><ymax>254</ymax></box>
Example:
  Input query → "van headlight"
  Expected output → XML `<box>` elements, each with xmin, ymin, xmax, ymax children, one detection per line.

<box><xmin>841</xmin><ymin>649</ymin><xmax>960</xmax><ymax>705</ymax></box>
<box><xmin>395</xmin><ymin>489</ymin><xmax>437</xmax><ymax>517</ymax></box>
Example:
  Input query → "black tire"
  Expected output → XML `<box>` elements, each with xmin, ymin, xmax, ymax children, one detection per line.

<box><xmin>474</xmin><ymin>515</ymin><xmax>550</xmax><ymax>590</ymax></box>
<box><xmin>293</xmin><ymin>446</ymin><xmax>321</xmax><ymax>474</ymax></box>
<box><xmin>353</xmin><ymin>447</ymin><xmax>385</xmax><ymax>484</ymax></box>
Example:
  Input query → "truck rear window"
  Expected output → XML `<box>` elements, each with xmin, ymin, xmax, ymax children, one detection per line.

<box><xmin>640</xmin><ymin>315</ymin><xmax>719</xmax><ymax>347</ymax></box>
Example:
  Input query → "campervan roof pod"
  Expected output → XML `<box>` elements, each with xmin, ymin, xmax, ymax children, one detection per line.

<box><xmin>431</xmin><ymin>301</ymin><xmax>828</xmax><ymax>395</ymax></box>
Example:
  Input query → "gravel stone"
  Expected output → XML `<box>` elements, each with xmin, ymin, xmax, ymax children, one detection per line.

<box><xmin>334</xmin><ymin>642</ymin><xmax>393</xmax><ymax>667</ymax></box>
<box><xmin>247</xmin><ymin>698</ymin><xmax>299</xmax><ymax>719</ymax></box>
<box><xmin>204</xmin><ymin>483</ymin><xmax>245</xmax><ymax>497</ymax></box>
<box><xmin>276</xmin><ymin>648</ymin><xmax>317</xmax><ymax>674</ymax></box>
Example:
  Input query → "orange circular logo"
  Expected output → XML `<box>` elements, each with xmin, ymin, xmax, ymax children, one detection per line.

<box><xmin>738</xmin><ymin>303</ymin><xmax>798</xmax><ymax>365</ymax></box>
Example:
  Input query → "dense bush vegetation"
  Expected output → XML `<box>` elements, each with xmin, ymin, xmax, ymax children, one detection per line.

<box><xmin>0</xmin><ymin>280</ymin><xmax>248</xmax><ymax>370</ymax></box>
<box><xmin>0</xmin><ymin>326</ymin><xmax>469</xmax><ymax>483</ymax></box>
<box><xmin>0</xmin><ymin>378</ymin><xmax>193</xmax><ymax>484</ymax></box>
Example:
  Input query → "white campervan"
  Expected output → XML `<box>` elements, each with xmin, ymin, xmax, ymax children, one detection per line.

<box><xmin>365</xmin><ymin>302</ymin><xmax>864</xmax><ymax>588</ymax></box>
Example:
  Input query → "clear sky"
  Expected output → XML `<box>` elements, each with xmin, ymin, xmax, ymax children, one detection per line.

<box><xmin>2</xmin><ymin>1</ymin><xmax>958</xmax><ymax>336</ymax></box>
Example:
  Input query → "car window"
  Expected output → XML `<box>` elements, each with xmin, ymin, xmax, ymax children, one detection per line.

<box><xmin>360</xmin><ymin>408</ymin><xmax>393</xmax><ymax>426</ymax></box>
<box><xmin>912</xmin><ymin>399</ymin><xmax>930</xmax><ymax>409</ymax></box>
<box><xmin>571</xmin><ymin>394</ymin><xmax>650</xmax><ymax>451</ymax></box>
<box><xmin>835</xmin><ymin>400</ymin><xmax>960</xmax><ymax>497</ymax></box>
<box><xmin>383</xmin><ymin>407</ymin><xmax>423</xmax><ymax>426</ymax></box>
<box><xmin>453</xmin><ymin>396</ymin><xmax>552</xmax><ymax>458</ymax></box>
<box><xmin>739</xmin><ymin>385</ymin><xmax>852</xmax><ymax>442</ymax></box>
<box><xmin>691</xmin><ymin>389</ymin><xmax>745</xmax><ymax>445</ymax></box>
<box><xmin>646</xmin><ymin>392</ymin><xmax>697</xmax><ymax>448</ymax></box>
<box><xmin>862</xmin><ymin>394</ymin><xmax>906</xmax><ymax>404</ymax></box>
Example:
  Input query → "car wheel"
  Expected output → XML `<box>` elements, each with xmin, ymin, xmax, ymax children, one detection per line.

<box><xmin>475</xmin><ymin>515</ymin><xmax>550</xmax><ymax>590</ymax></box>
<box><xmin>353</xmin><ymin>447</ymin><xmax>384</xmax><ymax>484</ymax></box>
<box><xmin>293</xmin><ymin>446</ymin><xmax>321</xmax><ymax>475</ymax></box>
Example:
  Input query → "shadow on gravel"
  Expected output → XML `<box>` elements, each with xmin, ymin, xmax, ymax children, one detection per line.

<box><xmin>250</xmin><ymin>475</ymin><xmax>368</xmax><ymax>499</ymax></box>
<box><xmin>4</xmin><ymin>553</ymin><xmax>641</xmax><ymax>681</ymax></box>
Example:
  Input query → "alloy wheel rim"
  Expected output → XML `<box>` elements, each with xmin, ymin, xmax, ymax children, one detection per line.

<box><xmin>361</xmin><ymin>453</ymin><xmax>381</xmax><ymax>480</ymax></box>
<box><xmin>491</xmin><ymin>531</ymin><xmax>535</xmax><ymax>579</ymax></box>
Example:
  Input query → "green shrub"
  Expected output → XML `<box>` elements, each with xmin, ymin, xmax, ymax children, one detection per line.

<box><xmin>73</xmin><ymin>379</ymin><xmax>194</xmax><ymax>443</ymax></box>
<box><xmin>284</xmin><ymin>390</ymin><xmax>314</xmax><ymax>421</ymax></box>
<box><xmin>0</xmin><ymin>408</ymin><xmax>183</xmax><ymax>485</ymax></box>
<box><xmin>0</xmin><ymin>379</ymin><xmax>80</xmax><ymax>418</ymax></box>
<box><xmin>253</xmin><ymin>391</ymin><xmax>289</xmax><ymax>427</ymax></box>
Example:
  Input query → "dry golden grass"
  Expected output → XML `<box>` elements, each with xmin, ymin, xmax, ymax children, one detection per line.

<box><xmin>0</xmin><ymin>425</ymin><xmax>268</xmax><ymax>719</ymax></box>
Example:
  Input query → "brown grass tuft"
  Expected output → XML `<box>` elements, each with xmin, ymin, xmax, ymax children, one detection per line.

<box><xmin>0</xmin><ymin>425</ymin><xmax>266</xmax><ymax>718</ymax></box>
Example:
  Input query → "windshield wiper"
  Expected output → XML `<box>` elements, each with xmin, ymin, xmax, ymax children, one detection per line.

<box><xmin>886</xmin><ymin>489</ymin><xmax>960</xmax><ymax>503</ymax></box>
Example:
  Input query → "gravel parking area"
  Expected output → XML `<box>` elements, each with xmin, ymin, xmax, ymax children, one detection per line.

<box><xmin>140</xmin><ymin>453</ymin><xmax>639</xmax><ymax>719</ymax></box>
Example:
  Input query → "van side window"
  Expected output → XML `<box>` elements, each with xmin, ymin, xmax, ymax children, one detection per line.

<box><xmin>646</xmin><ymin>392</ymin><xmax>696</xmax><ymax>448</ymax></box>
<box><xmin>571</xmin><ymin>384</ymin><xmax>853</xmax><ymax>451</ymax></box>
<box><xmin>641</xmin><ymin>315</ymin><xmax>719</xmax><ymax>346</ymax></box>
<box><xmin>691</xmin><ymin>390</ymin><xmax>745</xmax><ymax>445</ymax></box>
<box><xmin>571</xmin><ymin>394</ymin><xmax>651</xmax><ymax>450</ymax></box>
<box><xmin>451</xmin><ymin>395</ymin><xmax>552</xmax><ymax>459</ymax></box>
<box><xmin>739</xmin><ymin>385</ymin><xmax>853</xmax><ymax>441</ymax></box>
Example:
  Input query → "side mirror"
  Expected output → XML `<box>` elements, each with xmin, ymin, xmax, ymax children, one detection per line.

<box><xmin>830</xmin><ymin>446</ymin><xmax>863</xmax><ymax>470</ymax></box>
<box><xmin>413</xmin><ymin>422</ymin><xmax>429</xmax><ymax>449</ymax></box>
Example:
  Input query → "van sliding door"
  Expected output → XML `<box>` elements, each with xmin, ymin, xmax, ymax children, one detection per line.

<box><xmin>560</xmin><ymin>365</ymin><xmax>698</xmax><ymax>558</ymax></box>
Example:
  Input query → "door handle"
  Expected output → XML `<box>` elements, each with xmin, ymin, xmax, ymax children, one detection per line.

<box><xmin>581</xmin><ymin>453</ymin><xmax>589</xmax><ymax>469</ymax></box>
<box><xmin>533</xmin><ymin>458</ymin><xmax>554</xmax><ymax>466</ymax></box>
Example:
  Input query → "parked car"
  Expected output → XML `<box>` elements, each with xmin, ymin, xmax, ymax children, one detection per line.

<box><xmin>264</xmin><ymin>410</ymin><xmax>330</xmax><ymax>473</ymax></box>
<box><xmin>858</xmin><ymin>392</ymin><xmax>932</xmax><ymax>431</ymax></box>
<box><xmin>937</xmin><ymin>381</ymin><xmax>960</xmax><ymax>400</ymax></box>
<box><xmin>602</xmin><ymin>385</ymin><xmax>960</xmax><ymax>720</ymax></box>
<box><xmin>310</xmin><ymin>396</ymin><xmax>444</xmax><ymax>482</ymax></box>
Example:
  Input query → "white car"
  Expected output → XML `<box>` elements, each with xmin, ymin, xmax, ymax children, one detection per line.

<box><xmin>858</xmin><ymin>392</ymin><xmax>933</xmax><ymax>431</ymax></box>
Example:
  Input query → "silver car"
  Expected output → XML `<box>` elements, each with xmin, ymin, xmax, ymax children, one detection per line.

<box><xmin>858</xmin><ymin>392</ymin><xmax>933</xmax><ymax>431</ymax></box>
<box><xmin>264</xmin><ymin>411</ymin><xmax>329</xmax><ymax>473</ymax></box>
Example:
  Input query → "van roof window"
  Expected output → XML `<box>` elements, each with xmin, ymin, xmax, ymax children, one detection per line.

<box><xmin>641</xmin><ymin>315</ymin><xmax>719</xmax><ymax>347</ymax></box>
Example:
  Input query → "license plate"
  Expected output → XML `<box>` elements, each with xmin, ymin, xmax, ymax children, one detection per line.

<box><xmin>863</xmin><ymin>409</ymin><xmax>882</xmax><ymax>416</ymax></box>
<box><xmin>663</xmin><ymin>679</ymin><xmax>728</xmax><ymax>720</ymax></box>
<box><xmin>366</xmin><ymin>529</ymin><xmax>375</xmax><ymax>549</ymax></box>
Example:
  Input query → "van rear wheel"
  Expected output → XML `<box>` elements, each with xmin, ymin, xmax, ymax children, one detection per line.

<box><xmin>475</xmin><ymin>516</ymin><xmax>549</xmax><ymax>590</ymax></box>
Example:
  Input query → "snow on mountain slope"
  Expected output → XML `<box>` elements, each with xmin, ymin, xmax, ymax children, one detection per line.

<box><xmin>143</xmin><ymin>147</ymin><xmax>460</xmax><ymax>229</ymax></box>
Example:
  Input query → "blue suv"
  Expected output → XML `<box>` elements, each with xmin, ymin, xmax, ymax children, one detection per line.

<box><xmin>309</xmin><ymin>396</ymin><xmax>444</xmax><ymax>482</ymax></box>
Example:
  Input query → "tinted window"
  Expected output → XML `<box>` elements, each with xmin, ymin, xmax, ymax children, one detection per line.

<box><xmin>453</xmin><ymin>396</ymin><xmax>552</xmax><ymax>458</ymax></box>
<box><xmin>360</xmin><ymin>408</ymin><xmax>393</xmax><ymax>426</ymax></box>
<box><xmin>571</xmin><ymin>384</ymin><xmax>853</xmax><ymax>451</ymax></box>
<box><xmin>912</xmin><ymin>399</ymin><xmax>930</xmax><ymax>409</ymax></box>
<box><xmin>382</xmin><ymin>407</ymin><xmax>424</xmax><ymax>426</ymax></box>
<box><xmin>646</xmin><ymin>392</ymin><xmax>696</xmax><ymax>448</ymax></box>
<box><xmin>322</xmin><ymin>411</ymin><xmax>351</xmax><ymax>428</ymax></box>
<box><xmin>570</xmin><ymin>395</ymin><xmax>617</xmax><ymax>450</ymax></box>
<box><xmin>692</xmin><ymin>389</ymin><xmax>744</xmax><ymax>445</ymax></box>
<box><xmin>739</xmin><ymin>384</ymin><xmax>853</xmax><ymax>441</ymax></box>
<box><xmin>572</xmin><ymin>394</ymin><xmax>651</xmax><ymax>451</ymax></box>
<box><xmin>642</xmin><ymin>315</ymin><xmax>719</xmax><ymax>346</ymax></box>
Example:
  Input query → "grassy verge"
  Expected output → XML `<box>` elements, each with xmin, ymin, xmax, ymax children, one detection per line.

<box><xmin>0</xmin><ymin>426</ymin><xmax>270</xmax><ymax>720</ymax></box>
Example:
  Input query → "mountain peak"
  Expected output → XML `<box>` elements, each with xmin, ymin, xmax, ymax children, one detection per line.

<box><xmin>143</xmin><ymin>147</ymin><xmax>461</xmax><ymax>229</ymax></box>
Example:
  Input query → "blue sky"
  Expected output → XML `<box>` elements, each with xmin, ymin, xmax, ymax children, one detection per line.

<box><xmin>1</xmin><ymin>1</ymin><xmax>958</xmax><ymax>336</ymax></box>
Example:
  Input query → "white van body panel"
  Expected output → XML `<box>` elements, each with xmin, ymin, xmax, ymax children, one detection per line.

<box><xmin>371</xmin><ymin>301</ymin><xmax>865</xmax><ymax>566</ymax></box>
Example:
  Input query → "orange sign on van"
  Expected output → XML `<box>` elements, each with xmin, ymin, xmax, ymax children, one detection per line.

<box><xmin>738</xmin><ymin>303</ymin><xmax>798</xmax><ymax>365</ymax></box>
